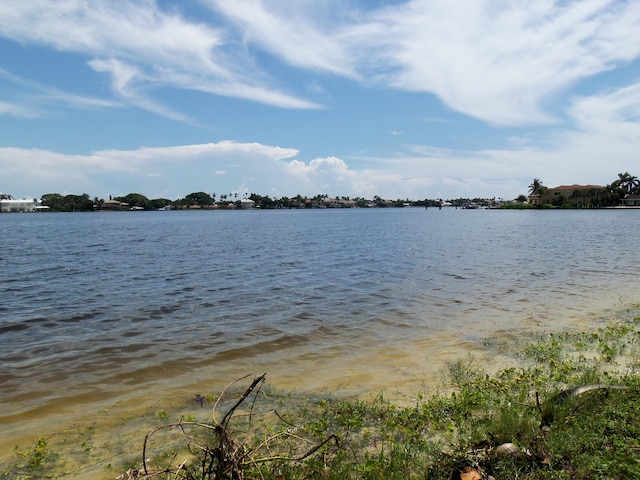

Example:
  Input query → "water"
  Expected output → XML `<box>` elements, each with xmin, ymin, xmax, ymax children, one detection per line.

<box><xmin>1</xmin><ymin>208</ymin><xmax>639</xmax><ymax>468</ymax></box>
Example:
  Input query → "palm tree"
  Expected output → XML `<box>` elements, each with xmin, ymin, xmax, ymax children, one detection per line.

<box><xmin>528</xmin><ymin>178</ymin><xmax>543</xmax><ymax>195</ymax></box>
<box><xmin>527</xmin><ymin>178</ymin><xmax>545</xmax><ymax>205</ymax></box>
<box><xmin>614</xmin><ymin>172</ymin><xmax>640</xmax><ymax>196</ymax></box>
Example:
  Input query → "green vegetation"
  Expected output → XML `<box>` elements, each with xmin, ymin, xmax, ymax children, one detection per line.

<box><xmin>14</xmin><ymin>436</ymin><xmax>57</xmax><ymax>469</ymax></box>
<box><xmin>610</xmin><ymin>172</ymin><xmax>640</xmax><ymax>197</ymax></box>
<box><xmin>40</xmin><ymin>192</ymin><xmax>95</xmax><ymax>212</ymax></box>
<box><xmin>4</xmin><ymin>306</ymin><xmax>640</xmax><ymax>479</ymax></box>
<box><xmin>528</xmin><ymin>178</ymin><xmax>545</xmax><ymax>197</ymax></box>
<box><xmin>4</xmin><ymin>171</ymin><xmax>636</xmax><ymax>212</ymax></box>
<box><xmin>7</xmin><ymin>435</ymin><xmax>59</xmax><ymax>478</ymax></box>
<box><xmin>524</xmin><ymin>172</ymin><xmax>640</xmax><ymax>209</ymax></box>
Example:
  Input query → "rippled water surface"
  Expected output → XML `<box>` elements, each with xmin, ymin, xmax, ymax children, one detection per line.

<box><xmin>1</xmin><ymin>208</ymin><xmax>639</xmax><ymax>463</ymax></box>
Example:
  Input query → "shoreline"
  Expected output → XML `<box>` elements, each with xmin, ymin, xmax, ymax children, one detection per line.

<box><xmin>3</xmin><ymin>298</ymin><xmax>638</xmax><ymax>478</ymax></box>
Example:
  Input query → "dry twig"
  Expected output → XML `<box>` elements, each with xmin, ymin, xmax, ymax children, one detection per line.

<box><xmin>135</xmin><ymin>373</ymin><xmax>338</xmax><ymax>479</ymax></box>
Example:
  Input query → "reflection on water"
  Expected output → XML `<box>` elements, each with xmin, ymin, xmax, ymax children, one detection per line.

<box><xmin>1</xmin><ymin>208</ymin><xmax>639</xmax><ymax>470</ymax></box>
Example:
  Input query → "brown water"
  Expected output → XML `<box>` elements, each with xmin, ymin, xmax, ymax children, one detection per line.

<box><xmin>1</xmin><ymin>208</ymin><xmax>639</xmax><ymax>476</ymax></box>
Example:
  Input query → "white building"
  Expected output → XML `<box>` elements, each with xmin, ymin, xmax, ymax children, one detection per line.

<box><xmin>240</xmin><ymin>199</ymin><xmax>256</xmax><ymax>209</ymax></box>
<box><xmin>0</xmin><ymin>199</ymin><xmax>40</xmax><ymax>213</ymax></box>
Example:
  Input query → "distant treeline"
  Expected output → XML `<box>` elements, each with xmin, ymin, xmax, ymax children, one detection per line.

<box><xmin>2</xmin><ymin>191</ymin><xmax>513</xmax><ymax>212</ymax></box>
<box><xmin>33</xmin><ymin>192</ymin><xmax>453</xmax><ymax>212</ymax></box>
<box><xmin>2</xmin><ymin>171</ymin><xmax>638</xmax><ymax>212</ymax></box>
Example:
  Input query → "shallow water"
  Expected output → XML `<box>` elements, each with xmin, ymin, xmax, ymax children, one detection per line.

<box><xmin>1</xmin><ymin>207</ymin><xmax>639</xmax><ymax>473</ymax></box>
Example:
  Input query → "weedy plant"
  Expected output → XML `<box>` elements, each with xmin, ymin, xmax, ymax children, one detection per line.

<box><xmin>14</xmin><ymin>436</ymin><xmax>56</xmax><ymax>470</ymax></box>
<box><xmin>6</xmin><ymin>435</ymin><xmax>59</xmax><ymax>479</ymax></box>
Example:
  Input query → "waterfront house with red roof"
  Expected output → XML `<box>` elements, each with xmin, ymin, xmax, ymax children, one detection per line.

<box><xmin>539</xmin><ymin>184</ymin><xmax>605</xmax><ymax>207</ymax></box>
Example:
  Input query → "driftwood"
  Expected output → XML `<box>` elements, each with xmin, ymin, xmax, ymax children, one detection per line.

<box><xmin>132</xmin><ymin>373</ymin><xmax>338</xmax><ymax>480</ymax></box>
<box><xmin>537</xmin><ymin>384</ymin><xmax>628</xmax><ymax>429</ymax></box>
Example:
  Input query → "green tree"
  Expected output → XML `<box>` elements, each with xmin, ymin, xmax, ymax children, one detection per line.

<box><xmin>276</xmin><ymin>195</ymin><xmax>291</xmax><ymax>208</ymax></box>
<box><xmin>149</xmin><ymin>198</ymin><xmax>172</xmax><ymax>210</ymax></box>
<box><xmin>184</xmin><ymin>192</ymin><xmax>213</xmax><ymax>206</ymax></box>
<box><xmin>40</xmin><ymin>193</ymin><xmax>94</xmax><ymax>211</ymax></box>
<box><xmin>40</xmin><ymin>193</ymin><xmax>65</xmax><ymax>211</ymax></box>
<box><xmin>249</xmin><ymin>193</ymin><xmax>275</xmax><ymax>209</ymax></box>
<box><xmin>115</xmin><ymin>193</ymin><xmax>151</xmax><ymax>210</ymax></box>
<box><xmin>63</xmin><ymin>194</ymin><xmax>94</xmax><ymax>211</ymax></box>
<box><xmin>528</xmin><ymin>178</ymin><xmax>543</xmax><ymax>195</ymax></box>
<box><xmin>613</xmin><ymin>172</ymin><xmax>640</xmax><ymax>196</ymax></box>
<box><xmin>553</xmin><ymin>193</ymin><xmax>568</xmax><ymax>207</ymax></box>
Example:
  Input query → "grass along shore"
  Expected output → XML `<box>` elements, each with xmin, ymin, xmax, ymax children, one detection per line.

<box><xmin>4</xmin><ymin>304</ymin><xmax>640</xmax><ymax>479</ymax></box>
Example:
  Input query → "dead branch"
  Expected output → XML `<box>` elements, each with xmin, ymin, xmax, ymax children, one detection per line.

<box><xmin>137</xmin><ymin>373</ymin><xmax>338</xmax><ymax>480</ymax></box>
<box><xmin>219</xmin><ymin>373</ymin><xmax>267</xmax><ymax>428</ymax></box>
<box><xmin>212</xmin><ymin>374</ymin><xmax>252</xmax><ymax>426</ymax></box>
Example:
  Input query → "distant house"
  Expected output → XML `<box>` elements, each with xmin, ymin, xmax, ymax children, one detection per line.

<box><xmin>539</xmin><ymin>184</ymin><xmax>605</xmax><ymax>207</ymax></box>
<box><xmin>0</xmin><ymin>199</ymin><xmax>39</xmax><ymax>212</ymax></box>
<box><xmin>527</xmin><ymin>194</ymin><xmax>540</xmax><ymax>206</ymax></box>
<box><xmin>621</xmin><ymin>194</ymin><xmax>640</xmax><ymax>207</ymax></box>
<box><xmin>240</xmin><ymin>199</ymin><xmax>255</xmax><ymax>209</ymax></box>
<box><xmin>323</xmin><ymin>198</ymin><xmax>342</xmax><ymax>208</ymax></box>
<box><xmin>99</xmin><ymin>199</ymin><xmax>129</xmax><ymax>211</ymax></box>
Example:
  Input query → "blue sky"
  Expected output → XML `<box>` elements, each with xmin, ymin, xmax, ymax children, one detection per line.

<box><xmin>1</xmin><ymin>0</ymin><xmax>640</xmax><ymax>201</ymax></box>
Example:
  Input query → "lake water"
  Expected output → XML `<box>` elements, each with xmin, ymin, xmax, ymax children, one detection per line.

<box><xmin>1</xmin><ymin>207</ymin><xmax>639</xmax><ymax>471</ymax></box>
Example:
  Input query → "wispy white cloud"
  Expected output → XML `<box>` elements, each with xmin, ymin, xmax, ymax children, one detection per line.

<box><xmin>0</xmin><ymin>0</ymin><xmax>320</xmax><ymax>115</ymax></box>
<box><xmin>2</xmin><ymin>1</ymin><xmax>638</xmax><ymax>125</ymax></box>
<box><xmin>0</xmin><ymin>101</ymin><xmax>41</xmax><ymax>118</ymax></box>
<box><xmin>0</xmin><ymin>1</ymin><xmax>226</xmax><ymax>68</ymax></box>
<box><xmin>549</xmin><ymin>80</ymin><xmax>640</xmax><ymax>179</ymax></box>
<box><xmin>0</xmin><ymin>66</ymin><xmax>120</xmax><ymax>116</ymax></box>
<box><xmin>209</xmin><ymin>0</ymin><xmax>640</xmax><ymax>126</ymax></box>
<box><xmin>206</xmin><ymin>0</ymin><xmax>358</xmax><ymax>77</ymax></box>
<box><xmin>569</xmin><ymin>80</ymin><xmax>640</xmax><ymax>129</ymax></box>
<box><xmin>88</xmin><ymin>58</ymin><xmax>191</xmax><ymax>121</ymax></box>
<box><xmin>354</xmin><ymin>0</ymin><xmax>640</xmax><ymax>125</ymax></box>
